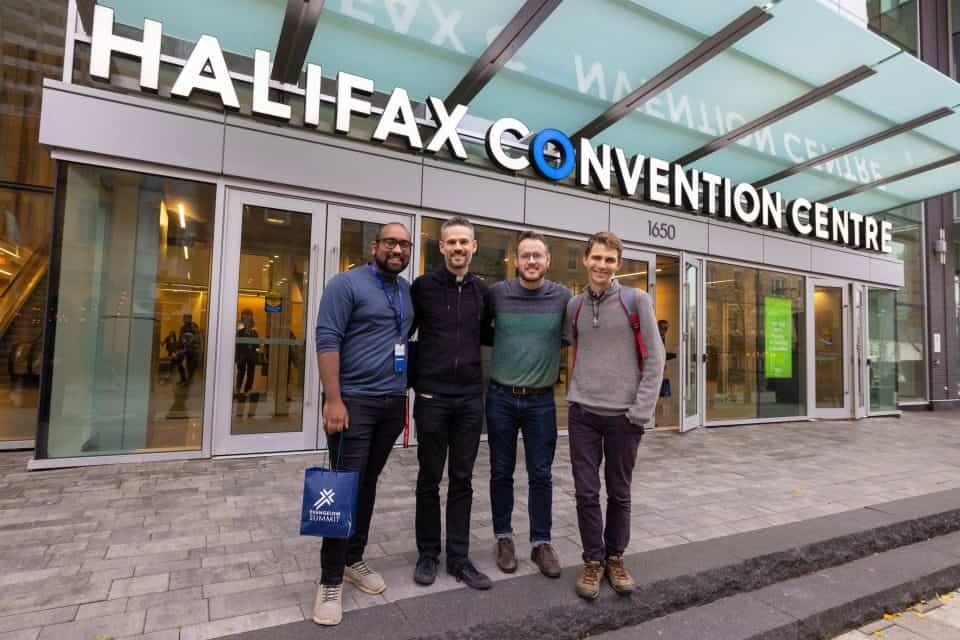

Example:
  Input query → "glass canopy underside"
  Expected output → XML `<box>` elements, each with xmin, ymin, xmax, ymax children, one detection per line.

<box><xmin>102</xmin><ymin>0</ymin><xmax>960</xmax><ymax>214</ymax></box>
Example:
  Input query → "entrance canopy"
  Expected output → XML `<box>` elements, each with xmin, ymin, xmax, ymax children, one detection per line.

<box><xmin>86</xmin><ymin>0</ymin><xmax>960</xmax><ymax>214</ymax></box>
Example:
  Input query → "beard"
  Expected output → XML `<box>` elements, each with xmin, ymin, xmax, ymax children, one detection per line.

<box><xmin>518</xmin><ymin>268</ymin><xmax>544</xmax><ymax>283</ymax></box>
<box><xmin>375</xmin><ymin>253</ymin><xmax>407</xmax><ymax>276</ymax></box>
<box><xmin>444</xmin><ymin>251</ymin><xmax>471</xmax><ymax>269</ymax></box>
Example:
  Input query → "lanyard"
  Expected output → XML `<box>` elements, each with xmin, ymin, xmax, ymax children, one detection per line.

<box><xmin>370</xmin><ymin>264</ymin><xmax>404</xmax><ymax>338</ymax></box>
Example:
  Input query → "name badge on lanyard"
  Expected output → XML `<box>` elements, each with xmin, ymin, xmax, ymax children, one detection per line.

<box><xmin>371</xmin><ymin>265</ymin><xmax>406</xmax><ymax>375</ymax></box>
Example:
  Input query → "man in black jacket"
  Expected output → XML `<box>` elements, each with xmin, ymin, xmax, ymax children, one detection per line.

<box><xmin>410</xmin><ymin>216</ymin><xmax>492</xmax><ymax>590</ymax></box>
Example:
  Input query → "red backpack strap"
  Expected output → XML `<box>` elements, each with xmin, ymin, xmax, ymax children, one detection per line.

<box><xmin>618</xmin><ymin>286</ymin><xmax>648</xmax><ymax>368</ymax></box>
<box><xmin>571</xmin><ymin>297</ymin><xmax>585</xmax><ymax>374</ymax></box>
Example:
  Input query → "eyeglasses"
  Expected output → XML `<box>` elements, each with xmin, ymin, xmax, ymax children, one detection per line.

<box><xmin>377</xmin><ymin>238</ymin><xmax>413</xmax><ymax>251</ymax></box>
<box><xmin>518</xmin><ymin>252</ymin><xmax>546</xmax><ymax>262</ymax></box>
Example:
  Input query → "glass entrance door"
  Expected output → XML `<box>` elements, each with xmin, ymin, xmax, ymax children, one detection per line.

<box><xmin>808</xmin><ymin>279</ymin><xmax>851</xmax><ymax>419</ymax></box>
<box><xmin>212</xmin><ymin>191</ymin><xmax>325</xmax><ymax>455</ymax></box>
<box><xmin>681</xmin><ymin>256</ymin><xmax>703</xmax><ymax>431</ymax></box>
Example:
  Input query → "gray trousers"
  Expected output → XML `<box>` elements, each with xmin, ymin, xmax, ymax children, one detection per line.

<box><xmin>568</xmin><ymin>403</ymin><xmax>642</xmax><ymax>563</ymax></box>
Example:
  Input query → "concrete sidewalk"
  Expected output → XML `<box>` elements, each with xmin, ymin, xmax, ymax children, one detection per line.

<box><xmin>0</xmin><ymin>412</ymin><xmax>958</xmax><ymax>639</ymax></box>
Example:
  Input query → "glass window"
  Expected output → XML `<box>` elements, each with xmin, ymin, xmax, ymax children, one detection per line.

<box><xmin>866</xmin><ymin>0</ymin><xmax>918</xmax><ymax>54</ymax></box>
<box><xmin>868</xmin><ymin>288</ymin><xmax>898</xmax><ymax>411</ymax></box>
<box><xmin>654</xmin><ymin>256</ymin><xmax>680</xmax><ymax>428</ymax></box>
<box><xmin>1</xmin><ymin>1</ymin><xmax>65</xmax><ymax>187</ymax></box>
<box><xmin>0</xmin><ymin>188</ymin><xmax>52</xmax><ymax>441</ymax></box>
<box><xmin>873</xmin><ymin>205</ymin><xmax>926</xmax><ymax>403</ymax></box>
<box><xmin>231</xmin><ymin>207</ymin><xmax>309</xmax><ymax>434</ymax></box>
<box><xmin>45</xmin><ymin>164</ymin><xmax>215</xmax><ymax>457</ymax></box>
<box><xmin>706</xmin><ymin>263</ymin><xmax>806</xmax><ymax>421</ymax></box>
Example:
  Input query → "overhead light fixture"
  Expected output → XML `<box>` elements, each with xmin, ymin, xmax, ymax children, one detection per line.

<box><xmin>0</xmin><ymin>268</ymin><xmax>12</xmax><ymax>277</ymax></box>
<box><xmin>178</xmin><ymin>203</ymin><xmax>187</xmax><ymax>229</ymax></box>
<box><xmin>183</xmin><ymin>246</ymin><xmax>189</xmax><ymax>260</ymax></box>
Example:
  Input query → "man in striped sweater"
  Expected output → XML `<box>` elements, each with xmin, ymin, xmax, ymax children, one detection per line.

<box><xmin>486</xmin><ymin>230</ymin><xmax>571</xmax><ymax>579</ymax></box>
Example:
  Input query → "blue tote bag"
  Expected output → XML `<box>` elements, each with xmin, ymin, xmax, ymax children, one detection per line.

<box><xmin>300</xmin><ymin>434</ymin><xmax>359</xmax><ymax>538</ymax></box>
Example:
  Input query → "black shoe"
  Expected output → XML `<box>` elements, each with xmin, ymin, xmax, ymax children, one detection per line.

<box><xmin>414</xmin><ymin>556</ymin><xmax>438</xmax><ymax>586</ymax></box>
<box><xmin>449</xmin><ymin>560</ymin><xmax>492</xmax><ymax>590</ymax></box>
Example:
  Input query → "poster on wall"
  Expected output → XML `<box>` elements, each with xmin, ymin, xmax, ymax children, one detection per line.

<box><xmin>764</xmin><ymin>297</ymin><xmax>793</xmax><ymax>379</ymax></box>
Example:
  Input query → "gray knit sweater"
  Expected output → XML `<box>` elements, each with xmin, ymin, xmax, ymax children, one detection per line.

<box><xmin>562</xmin><ymin>280</ymin><xmax>665</xmax><ymax>427</ymax></box>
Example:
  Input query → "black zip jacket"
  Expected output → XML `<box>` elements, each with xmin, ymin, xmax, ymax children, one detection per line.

<box><xmin>409</xmin><ymin>266</ymin><xmax>490</xmax><ymax>395</ymax></box>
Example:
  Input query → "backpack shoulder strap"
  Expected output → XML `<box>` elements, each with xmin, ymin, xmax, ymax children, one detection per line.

<box><xmin>571</xmin><ymin>295</ymin><xmax>586</xmax><ymax>374</ymax></box>
<box><xmin>618</xmin><ymin>286</ymin><xmax>648</xmax><ymax>366</ymax></box>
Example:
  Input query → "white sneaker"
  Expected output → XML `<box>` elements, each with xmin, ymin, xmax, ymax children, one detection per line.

<box><xmin>312</xmin><ymin>583</ymin><xmax>343</xmax><ymax>626</ymax></box>
<box><xmin>344</xmin><ymin>560</ymin><xmax>386</xmax><ymax>594</ymax></box>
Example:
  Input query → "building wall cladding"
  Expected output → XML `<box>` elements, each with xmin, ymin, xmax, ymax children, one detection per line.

<box><xmin>919</xmin><ymin>0</ymin><xmax>960</xmax><ymax>407</ymax></box>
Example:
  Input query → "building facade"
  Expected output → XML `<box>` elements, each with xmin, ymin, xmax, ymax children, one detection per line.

<box><xmin>0</xmin><ymin>0</ymin><xmax>958</xmax><ymax>468</ymax></box>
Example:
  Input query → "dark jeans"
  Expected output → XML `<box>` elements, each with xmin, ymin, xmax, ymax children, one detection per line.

<box><xmin>176</xmin><ymin>351</ymin><xmax>199</xmax><ymax>382</ymax></box>
<box><xmin>486</xmin><ymin>384</ymin><xmax>557</xmax><ymax>544</ymax></box>
<box><xmin>236</xmin><ymin>357</ymin><xmax>256</xmax><ymax>393</ymax></box>
<box><xmin>568</xmin><ymin>403</ymin><xmax>642</xmax><ymax>562</ymax></box>
<box><xmin>414</xmin><ymin>392</ymin><xmax>483</xmax><ymax>569</ymax></box>
<box><xmin>320</xmin><ymin>394</ymin><xmax>405</xmax><ymax>585</ymax></box>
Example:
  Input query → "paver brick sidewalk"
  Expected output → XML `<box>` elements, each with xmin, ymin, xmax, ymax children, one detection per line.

<box><xmin>0</xmin><ymin>412</ymin><xmax>958</xmax><ymax>639</ymax></box>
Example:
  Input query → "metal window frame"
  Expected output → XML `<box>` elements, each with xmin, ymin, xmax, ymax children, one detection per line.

<box><xmin>676</xmin><ymin>65</ymin><xmax>878</xmax><ymax>166</ymax></box>
<box><xmin>271</xmin><ymin>0</ymin><xmax>325</xmax><ymax>85</ymax></box>
<box><xmin>444</xmin><ymin>0</ymin><xmax>561</xmax><ymax>110</ymax></box>
<box><xmin>753</xmin><ymin>107</ymin><xmax>956</xmax><ymax>189</ymax></box>
<box><xmin>821</xmin><ymin>153</ymin><xmax>960</xmax><ymax>203</ymax></box>
<box><xmin>572</xmin><ymin>6</ymin><xmax>772</xmax><ymax>142</ymax></box>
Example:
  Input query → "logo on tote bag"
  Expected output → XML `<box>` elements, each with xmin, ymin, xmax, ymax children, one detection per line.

<box><xmin>314</xmin><ymin>489</ymin><xmax>336</xmax><ymax>509</ymax></box>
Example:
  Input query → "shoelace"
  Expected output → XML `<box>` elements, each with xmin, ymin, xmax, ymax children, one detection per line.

<box><xmin>582</xmin><ymin>563</ymin><xmax>602</xmax><ymax>586</ymax></box>
<box><xmin>351</xmin><ymin>561</ymin><xmax>373</xmax><ymax>576</ymax></box>
<box><xmin>321</xmin><ymin>585</ymin><xmax>341</xmax><ymax>602</ymax></box>
<box><xmin>607</xmin><ymin>558</ymin><xmax>628</xmax><ymax>580</ymax></box>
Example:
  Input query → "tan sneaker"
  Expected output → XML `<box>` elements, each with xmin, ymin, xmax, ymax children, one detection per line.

<box><xmin>312</xmin><ymin>584</ymin><xmax>343</xmax><ymax>626</ymax></box>
<box><xmin>344</xmin><ymin>560</ymin><xmax>386</xmax><ymax>594</ymax></box>
<box><xmin>605</xmin><ymin>555</ymin><xmax>635</xmax><ymax>594</ymax></box>
<box><xmin>575</xmin><ymin>561</ymin><xmax>603</xmax><ymax>599</ymax></box>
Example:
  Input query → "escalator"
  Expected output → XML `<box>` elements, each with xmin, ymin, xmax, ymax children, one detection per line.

<box><xmin>0</xmin><ymin>238</ymin><xmax>48</xmax><ymax>445</ymax></box>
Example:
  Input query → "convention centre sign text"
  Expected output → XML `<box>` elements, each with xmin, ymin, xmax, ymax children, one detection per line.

<box><xmin>87</xmin><ymin>4</ymin><xmax>894</xmax><ymax>254</ymax></box>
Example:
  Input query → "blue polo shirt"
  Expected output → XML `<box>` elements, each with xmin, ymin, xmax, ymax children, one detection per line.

<box><xmin>315</xmin><ymin>264</ymin><xmax>413</xmax><ymax>396</ymax></box>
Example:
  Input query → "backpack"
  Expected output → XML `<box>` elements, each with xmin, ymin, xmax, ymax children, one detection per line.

<box><xmin>571</xmin><ymin>286</ymin><xmax>648</xmax><ymax>372</ymax></box>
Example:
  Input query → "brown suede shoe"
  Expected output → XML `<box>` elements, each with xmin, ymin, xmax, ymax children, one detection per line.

<box><xmin>531</xmin><ymin>543</ymin><xmax>561</xmax><ymax>578</ymax></box>
<box><xmin>575</xmin><ymin>561</ymin><xmax>603</xmax><ymax>599</ymax></box>
<box><xmin>605</xmin><ymin>555</ymin><xmax>635</xmax><ymax>594</ymax></box>
<box><xmin>496</xmin><ymin>538</ymin><xmax>518</xmax><ymax>573</ymax></box>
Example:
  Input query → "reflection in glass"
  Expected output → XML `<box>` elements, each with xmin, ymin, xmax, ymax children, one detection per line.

<box><xmin>873</xmin><ymin>206</ymin><xmax>925</xmax><ymax>402</ymax></box>
<box><xmin>0</xmin><ymin>189</ymin><xmax>51</xmax><ymax>441</ymax></box>
<box><xmin>868</xmin><ymin>289</ymin><xmax>898</xmax><ymax>412</ymax></box>
<box><xmin>814</xmin><ymin>287</ymin><xmax>845</xmax><ymax>409</ymax></box>
<box><xmin>339</xmin><ymin>219</ymin><xmax>381</xmax><ymax>272</ymax></box>
<box><xmin>47</xmin><ymin>164</ymin><xmax>215</xmax><ymax>456</ymax></box>
<box><xmin>653</xmin><ymin>256</ymin><xmax>680</xmax><ymax>428</ymax></box>
<box><xmin>1</xmin><ymin>1</ymin><xmax>65</xmax><ymax>187</ymax></box>
<box><xmin>231</xmin><ymin>207</ymin><xmax>309</xmax><ymax>434</ymax></box>
<box><xmin>706</xmin><ymin>263</ymin><xmax>805</xmax><ymax>421</ymax></box>
<box><xmin>684</xmin><ymin>261</ymin><xmax>699</xmax><ymax>421</ymax></box>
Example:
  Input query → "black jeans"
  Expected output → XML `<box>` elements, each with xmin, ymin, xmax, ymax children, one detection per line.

<box><xmin>320</xmin><ymin>394</ymin><xmax>406</xmax><ymax>585</ymax></box>
<box><xmin>236</xmin><ymin>357</ymin><xmax>256</xmax><ymax>393</ymax></box>
<box><xmin>414</xmin><ymin>392</ymin><xmax>483</xmax><ymax>570</ymax></box>
<box><xmin>568</xmin><ymin>403</ymin><xmax>642</xmax><ymax>562</ymax></box>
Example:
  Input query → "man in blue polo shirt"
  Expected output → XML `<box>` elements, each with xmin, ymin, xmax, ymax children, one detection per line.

<box><xmin>312</xmin><ymin>222</ymin><xmax>414</xmax><ymax>627</ymax></box>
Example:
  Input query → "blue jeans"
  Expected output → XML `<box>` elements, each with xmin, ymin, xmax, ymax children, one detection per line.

<box><xmin>486</xmin><ymin>384</ymin><xmax>557</xmax><ymax>544</ymax></box>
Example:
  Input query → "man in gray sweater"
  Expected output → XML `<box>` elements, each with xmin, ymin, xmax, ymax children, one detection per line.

<box><xmin>562</xmin><ymin>231</ymin><xmax>665</xmax><ymax>600</ymax></box>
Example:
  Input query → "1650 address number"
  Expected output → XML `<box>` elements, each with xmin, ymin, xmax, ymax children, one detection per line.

<box><xmin>648</xmin><ymin>221</ymin><xmax>677</xmax><ymax>240</ymax></box>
